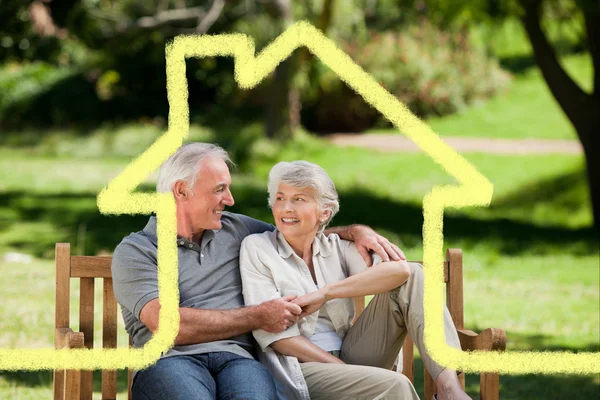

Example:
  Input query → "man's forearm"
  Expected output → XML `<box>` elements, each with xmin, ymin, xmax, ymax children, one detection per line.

<box><xmin>324</xmin><ymin>224</ymin><xmax>359</xmax><ymax>241</ymax></box>
<box><xmin>175</xmin><ymin>305</ymin><xmax>262</xmax><ymax>345</ymax></box>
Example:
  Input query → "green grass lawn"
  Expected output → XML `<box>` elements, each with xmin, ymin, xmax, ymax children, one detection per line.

<box><xmin>0</xmin><ymin>129</ymin><xmax>598</xmax><ymax>398</ymax></box>
<box><xmin>0</xmin><ymin>18</ymin><xmax>596</xmax><ymax>396</ymax></box>
<box><xmin>368</xmin><ymin>53</ymin><xmax>592</xmax><ymax>140</ymax></box>
<box><xmin>0</xmin><ymin>256</ymin><xmax>131</xmax><ymax>400</ymax></box>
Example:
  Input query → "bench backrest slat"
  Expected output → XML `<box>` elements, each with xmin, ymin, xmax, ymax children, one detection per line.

<box><xmin>445</xmin><ymin>249</ymin><xmax>464</xmax><ymax>329</ymax></box>
<box><xmin>54</xmin><ymin>243</ymin><xmax>71</xmax><ymax>400</ymax></box>
<box><xmin>56</xmin><ymin>244</ymin><xmax>71</xmax><ymax>329</ymax></box>
<box><xmin>55</xmin><ymin>244</ymin><xmax>125</xmax><ymax>400</ymax></box>
<box><xmin>71</xmin><ymin>256</ymin><xmax>112</xmax><ymax>278</ymax></box>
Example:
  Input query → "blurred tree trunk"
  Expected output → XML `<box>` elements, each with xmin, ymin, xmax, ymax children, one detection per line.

<box><xmin>265</xmin><ymin>0</ymin><xmax>295</xmax><ymax>140</ymax></box>
<box><xmin>317</xmin><ymin>0</ymin><xmax>335</xmax><ymax>34</ymax></box>
<box><xmin>521</xmin><ymin>0</ymin><xmax>600</xmax><ymax>232</ymax></box>
<box><xmin>265</xmin><ymin>0</ymin><xmax>336</xmax><ymax>140</ymax></box>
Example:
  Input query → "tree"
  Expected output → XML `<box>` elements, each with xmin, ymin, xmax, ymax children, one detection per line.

<box><xmin>42</xmin><ymin>0</ymin><xmax>317</xmax><ymax>141</ymax></box>
<box><xmin>385</xmin><ymin>0</ymin><xmax>600</xmax><ymax>232</ymax></box>
<box><xmin>263</xmin><ymin>0</ymin><xmax>296</xmax><ymax>140</ymax></box>
<box><xmin>515</xmin><ymin>0</ymin><xmax>599</xmax><ymax>232</ymax></box>
<box><xmin>11</xmin><ymin>0</ymin><xmax>304</xmax><ymax>135</ymax></box>
<box><xmin>263</xmin><ymin>0</ymin><xmax>338</xmax><ymax>140</ymax></box>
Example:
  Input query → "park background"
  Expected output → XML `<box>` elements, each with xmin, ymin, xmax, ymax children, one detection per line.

<box><xmin>0</xmin><ymin>0</ymin><xmax>598</xmax><ymax>399</ymax></box>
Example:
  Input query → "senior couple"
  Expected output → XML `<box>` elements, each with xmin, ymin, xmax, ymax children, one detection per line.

<box><xmin>112</xmin><ymin>142</ymin><xmax>470</xmax><ymax>400</ymax></box>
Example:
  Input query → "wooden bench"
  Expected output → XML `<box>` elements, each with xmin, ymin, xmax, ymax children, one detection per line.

<box><xmin>54</xmin><ymin>243</ymin><xmax>506</xmax><ymax>399</ymax></box>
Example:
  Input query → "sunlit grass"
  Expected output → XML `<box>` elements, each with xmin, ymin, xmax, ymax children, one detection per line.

<box><xmin>369</xmin><ymin>53</ymin><xmax>592</xmax><ymax>139</ymax></box>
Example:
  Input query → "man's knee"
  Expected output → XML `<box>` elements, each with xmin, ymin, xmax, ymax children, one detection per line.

<box><xmin>133</xmin><ymin>356</ymin><xmax>215</xmax><ymax>400</ymax></box>
<box><xmin>217</xmin><ymin>356</ymin><xmax>277</xmax><ymax>400</ymax></box>
<box><xmin>236</xmin><ymin>363</ymin><xmax>276</xmax><ymax>400</ymax></box>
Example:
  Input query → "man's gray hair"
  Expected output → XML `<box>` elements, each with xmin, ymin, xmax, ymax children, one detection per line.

<box><xmin>267</xmin><ymin>160</ymin><xmax>339</xmax><ymax>232</ymax></box>
<box><xmin>156</xmin><ymin>143</ymin><xmax>233</xmax><ymax>193</ymax></box>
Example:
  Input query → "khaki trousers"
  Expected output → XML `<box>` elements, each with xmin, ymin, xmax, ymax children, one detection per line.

<box><xmin>300</xmin><ymin>263</ymin><xmax>462</xmax><ymax>400</ymax></box>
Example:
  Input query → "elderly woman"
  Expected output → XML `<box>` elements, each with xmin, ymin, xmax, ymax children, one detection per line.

<box><xmin>240</xmin><ymin>161</ymin><xmax>470</xmax><ymax>400</ymax></box>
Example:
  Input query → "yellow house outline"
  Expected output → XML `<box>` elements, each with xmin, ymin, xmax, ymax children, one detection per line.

<box><xmin>0</xmin><ymin>21</ymin><xmax>597</xmax><ymax>375</ymax></box>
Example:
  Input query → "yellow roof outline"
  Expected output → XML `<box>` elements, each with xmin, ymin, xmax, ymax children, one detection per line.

<box><xmin>1</xmin><ymin>21</ymin><xmax>597</xmax><ymax>375</ymax></box>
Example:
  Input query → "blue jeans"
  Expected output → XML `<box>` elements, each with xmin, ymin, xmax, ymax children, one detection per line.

<box><xmin>132</xmin><ymin>351</ymin><xmax>277</xmax><ymax>400</ymax></box>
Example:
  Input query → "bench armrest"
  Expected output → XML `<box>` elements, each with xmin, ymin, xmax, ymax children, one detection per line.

<box><xmin>457</xmin><ymin>328</ymin><xmax>506</xmax><ymax>352</ymax></box>
<box><xmin>55</xmin><ymin>328</ymin><xmax>85</xmax><ymax>349</ymax></box>
<box><xmin>53</xmin><ymin>328</ymin><xmax>84</xmax><ymax>399</ymax></box>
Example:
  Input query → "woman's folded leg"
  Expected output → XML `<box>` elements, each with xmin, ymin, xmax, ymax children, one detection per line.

<box><xmin>341</xmin><ymin>262</ymin><xmax>462</xmax><ymax>382</ymax></box>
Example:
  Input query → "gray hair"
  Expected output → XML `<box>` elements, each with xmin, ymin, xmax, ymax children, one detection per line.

<box><xmin>267</xmin><ymin>161</ymin><xmax>339</xmax><ymax>232</ymax></box>
<box><xmin>156</xmin><ymin>143</ymin><xmax>234</xmax><ymax>193</ymax></box>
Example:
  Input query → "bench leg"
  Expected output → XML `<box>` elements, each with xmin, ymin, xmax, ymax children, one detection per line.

<box><xmin>425</xmin><ymin>369</ymin><xmax>436</xmax><ymax>400</ymax></box>
<box><xmin>402</xmin><ymin>337</ymin><xmax>415</xmax><ymax>383</ymax></box>
<box><xmin>63</xmin><ymin>370</ymin><xmax>81</xmax><ymax>400</ymax></box>
<box><xmin>53</xmin><ymin>370</ymin><xmax>64</xmax><ymax>400</ymax></box>
<box><xmin>480</xmin><ymin>372</ymin><xmax>499</xmax><ymax>400</ymax></box>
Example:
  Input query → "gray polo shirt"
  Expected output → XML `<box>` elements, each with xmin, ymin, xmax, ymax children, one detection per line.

<box><xmin>111</xmin><ymin>212</ymin><xmax>274</xmax><ymax>362</ymax></box>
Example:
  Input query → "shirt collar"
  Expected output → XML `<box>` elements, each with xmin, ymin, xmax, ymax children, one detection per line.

<box><xmin>142</xmin><ymin>216</ymin><xmax>159</xmax><ymax>246</ymax></box>
<box><xmin>275</xmin><ymin>229</ymin><xmax>332</xmax><ymax>259</ymax></box>
<box><xmin>142</xmin><ymin>215</ymin><xmax>220</xmax><ymax>248</ymax></box>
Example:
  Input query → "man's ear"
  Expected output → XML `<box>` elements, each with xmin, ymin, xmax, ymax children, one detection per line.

<box><xmin>173</xmin><ymin>181</ymin><xmax>189</xmax><ymax>201</ymax></box>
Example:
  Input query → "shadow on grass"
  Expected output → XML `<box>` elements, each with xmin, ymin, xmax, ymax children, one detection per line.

<box><xmin>0</xmin><ymin>171</ymin><xmax>597</xmax><ymax>258</ymax></box>
<box><xmin>490</xmin><ymin>167</ymin><xmax>589</xmax><ymax>213</ymax></box>
<box><xmin>410</xmin><ymin>339</ymin><xmax>599</xmax><ymax>400</ymax></box>
<box><xmin>0</xmin><ymin>369</ymin><xmax>130</xmax><ymax>393</ymax></box>
<box><xmin>0</xmin><ymin>370</ymin><xmax>52</xmax><ymax>387</ymax></box>
<box><xmin>334</xmin><ymin>191</ymin><xmax>597</xmax><ymax>255</ymax></box>
<box><xmin>499</xmin><ymin>54</ymin><xmax>539</xmax><ymax>75</ymax></box>
<box><xmin>0</xmin><ymin>190</ymin><xmax>149</xmax><ymax>257</ymax></box>
<box><xmin>2</xmin><ymin>344</ymin><xmax>597</xmax><ymax>399</ymax></box>
<box><xmin>499</xmin><ymin>47</ymin><xmax>586</xmax><ymax>75</ymax></box>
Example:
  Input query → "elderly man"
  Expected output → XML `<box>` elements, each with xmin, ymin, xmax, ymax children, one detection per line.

<box><xmin>111</xmin><ymin>143</ymin><xmax>406</xmax><ymax>400</ymax></box>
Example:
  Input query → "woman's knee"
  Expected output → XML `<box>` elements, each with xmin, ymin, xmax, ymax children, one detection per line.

<box><xmin>404</xmin><ymin>262</ymin><xmax>424</xmax><ymax>288</ymax></box>
<box><xmin>386</xmin><ymin>373</ymin><xmax>419</xmax><ymax>398</ymax></box>
<box><xmin>362</xmin><ymin>370</ymin><xmax>418</xmax><ymax>399</ymax></box>
<box><xmin>408</xmin><ymin>262</ymin><xmax>423</xmax><ymax>275</ymax></box>
<box><xmin>392</xmin><ymin>262</ymin><xmax>422</xmax><ymax>292</ymax></box>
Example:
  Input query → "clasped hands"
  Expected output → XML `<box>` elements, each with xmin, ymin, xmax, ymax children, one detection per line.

<box><xmin>260</xmin><ymin>226</ymin><xmax>405</xmax><ymax>333</ymax></box>
<box><xmin>259</xmin><ymin>293</ymin><xmax>325</xmax><ymax>334</ymax></box>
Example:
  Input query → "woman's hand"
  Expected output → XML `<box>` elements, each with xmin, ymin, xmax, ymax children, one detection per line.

<box><xmin>351</xmin><ymin>225</ymin><xmax>406</xmax><ymax>266</ymax></box>
<box><xmin>293</xmin><ymin>289</ymin><xmax>328</xmax><ymax>319</ymax></box>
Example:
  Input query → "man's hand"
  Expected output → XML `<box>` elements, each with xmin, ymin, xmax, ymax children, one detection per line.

<box><xmin>257</xmin><ymin>295</ymin><xmax>302</xmax><ymax>333</ymax></box>
<box><xmin>293</xmin><ymin>289</ymin><xmax>328</xmax><ymax>319</ymax></box>
<box><xmin>351</xmin><ymin>225</ymin><xmax>406</xmax><ymax>266</ymax></box>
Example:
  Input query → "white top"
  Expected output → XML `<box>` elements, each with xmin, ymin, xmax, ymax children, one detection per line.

<box><xmin>310</xmin><ymin>306</ymin><xmax>342</xmax><ymax>352</ymax></box>
<box><xmin>239</xmin><ymin>229</ymin><xmax>381</xmax><ymax>400</ymax></box>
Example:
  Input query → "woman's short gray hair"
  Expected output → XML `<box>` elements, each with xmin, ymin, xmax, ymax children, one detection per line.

<box><xmin>267</xmin><ymin>161</ymin><xmax>339</xmax><ymax>232</ymax></box>
<box><xmin>156</xmin><ymin>143</ymin><xmax>233</xmax><ymax>193</ymax></box>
